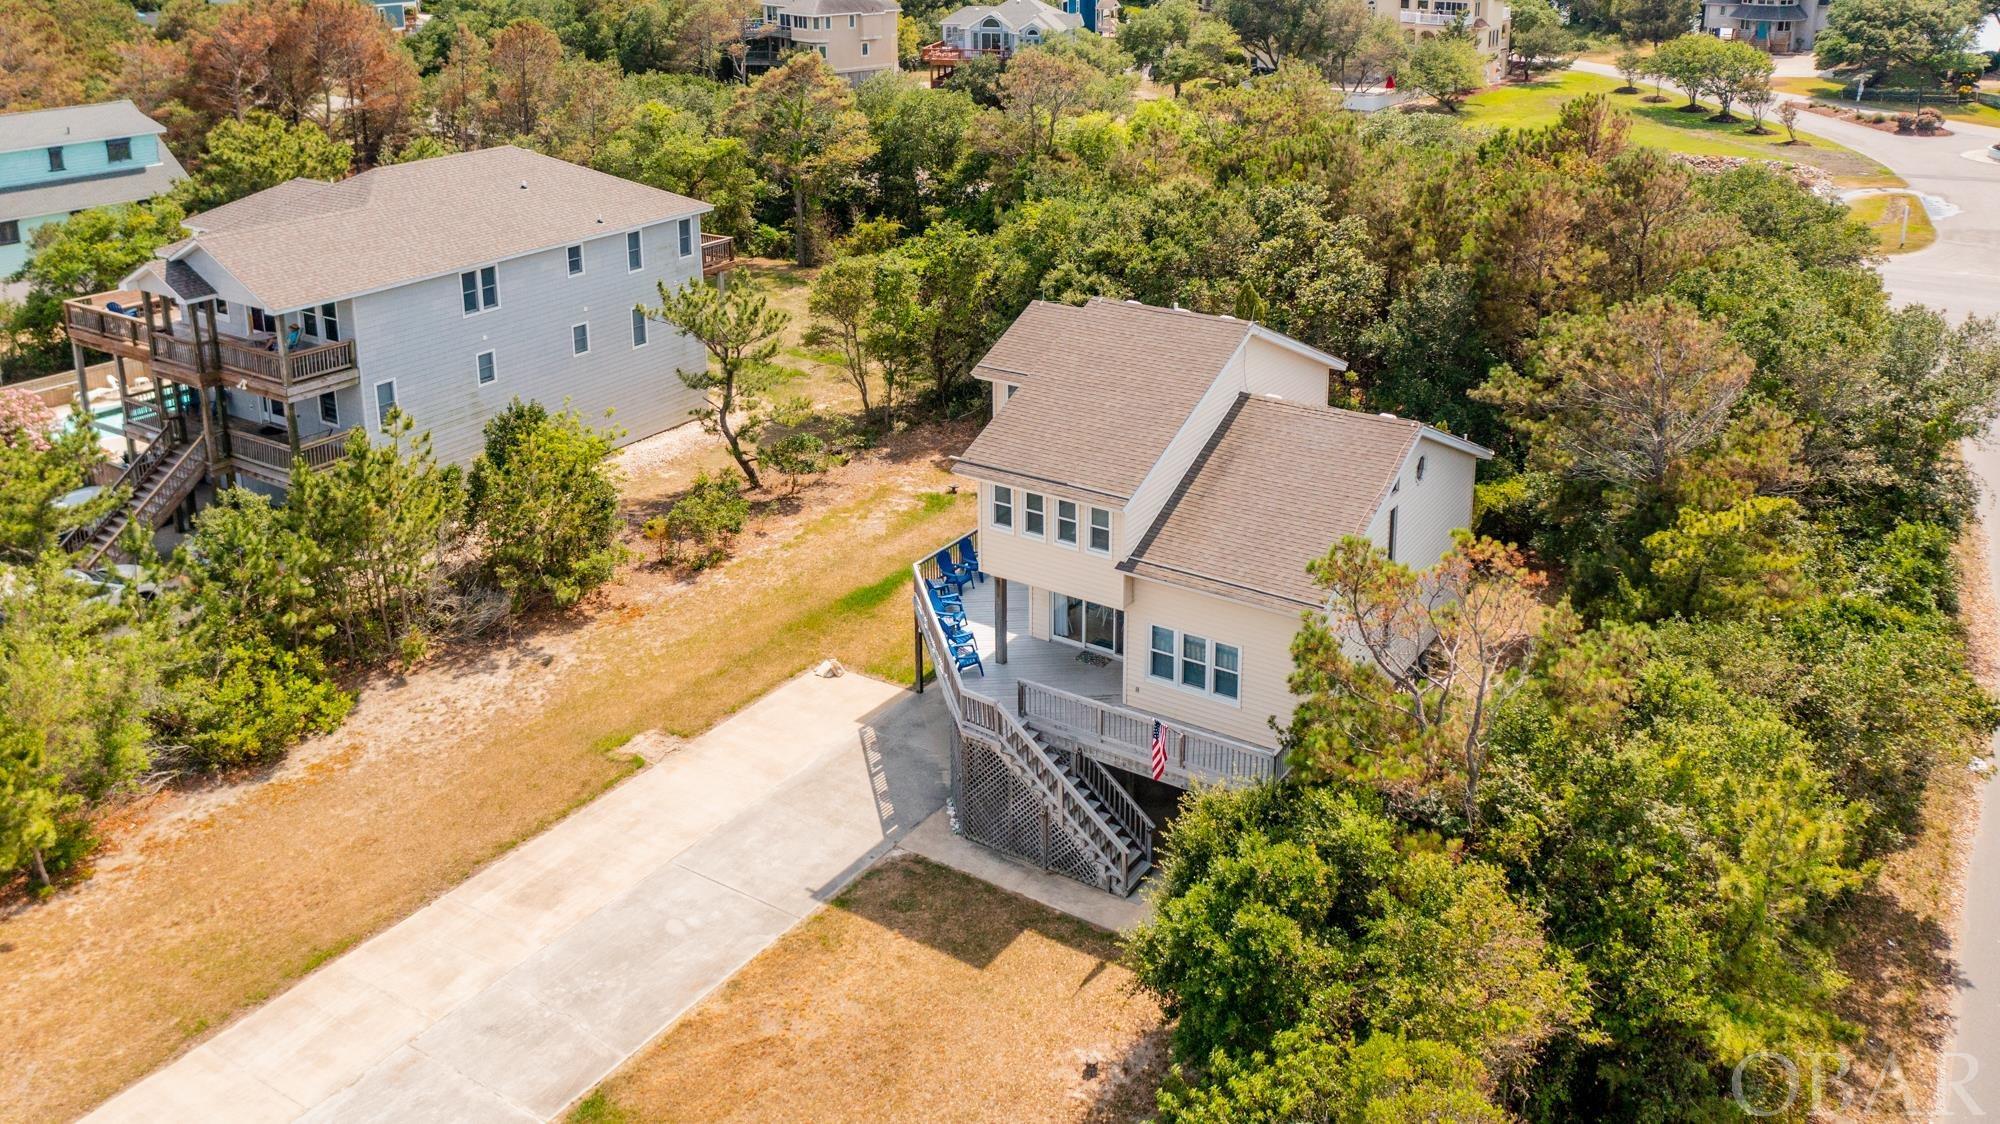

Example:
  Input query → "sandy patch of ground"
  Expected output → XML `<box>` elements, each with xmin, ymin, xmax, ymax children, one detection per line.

<box><xmin>572</xmin><ymin>854</ymin><xmax>1169</xmax><ymax>1124</ymax></box>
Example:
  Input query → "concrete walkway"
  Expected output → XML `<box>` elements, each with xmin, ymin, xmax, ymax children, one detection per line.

<box><xmin>87</xmin><ymin>671</ymin><xmax>951</xmax><ymax>1123</ymax></box>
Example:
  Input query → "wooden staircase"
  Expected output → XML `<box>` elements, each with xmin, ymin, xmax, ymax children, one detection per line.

<box><xmin>62</xmin><ymin>435</ymin><xmax>207</xmax><ymax>566</ymax></box>
<box><xmin>912</xmin><ymin>562</ymin><xmax>1154</xmax><ymax>897</ymax></box>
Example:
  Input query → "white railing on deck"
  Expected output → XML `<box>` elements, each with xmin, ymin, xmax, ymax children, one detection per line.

<box><xmin>1018</xmin><ymin>680</ymin><xmax>1284</xmax><ymax>787</ymax></box>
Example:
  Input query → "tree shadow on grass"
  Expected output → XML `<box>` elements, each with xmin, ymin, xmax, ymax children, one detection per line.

<box><xmin>1827</xmin><ymin>883</ymin><xmax>1967</xmax><ymax>1109</ymax></box>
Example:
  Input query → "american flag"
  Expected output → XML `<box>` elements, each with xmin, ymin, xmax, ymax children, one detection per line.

<box><xmin>1150</xmin><ymin>721</ymin><xmax>1168</xmax><ymax>782</ymax></box>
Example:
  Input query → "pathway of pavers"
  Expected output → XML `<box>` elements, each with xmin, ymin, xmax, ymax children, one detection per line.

<box><xmin>87</xmin><ymin>671</ymin><xmax>949</xmax><ymax>1123</ymax></box>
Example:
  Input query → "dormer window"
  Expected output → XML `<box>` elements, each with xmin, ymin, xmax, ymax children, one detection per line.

<box><xmin>106</xmin><ymin>138</ymin><xmax>132</xmax><ymax>163</ymax></box>
<box><xmin>47</xmin><ymin>147</ymin><xmax>64</xmax><ymax>173</ymax></box>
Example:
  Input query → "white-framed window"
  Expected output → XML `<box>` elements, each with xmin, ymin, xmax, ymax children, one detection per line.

<box><xmin>631</xmin><ymin>307</ymin><xmax>649</xmax><ymax>347</ymax></box>
<box><xmin>1052</xmin><ymin>593</ymin><xmax>1123</xmax><ymax>654</ymax></box>
<box><xmin>476</xmin><ymin>350</ymin><xmax>496</xmax><ymax>385</ymax></box>
<box><xmin>302</xmin><ymin>306</ymin><xmax>318</xmax><ymax>336</ymax></box>
<box><xmin>571</xmin><ymin>322</ymin><xmax>590</xmax><ymax>355</ymax></box>
<box><xmin>1087</xmin><ymin>507</ymin><xmax>1111</xmax><ymax>554</ymax></box>
<box><xmin>567</xmin><ymin>244</ymin><xmax>584</xmax><ymax>276</ymax></box>
<box><xmin>627</xmin><ymin>231</ymin><xmax>643</xmax><ymax>271</ymax></box>
<box><xmin>318</xmin><ymin>391</ymin><xmax>338</xmax><ymax>426</ymax></box>
<box><xmin>991</xmin><ymin>484</ymin><xmax>1013</xmax><ymax>530</ymax></box>
<box><xmin>1149</xmin><ymin>626</ymin><xmax>1241</xmax><ymax>701</ymax></box>
<box><xmin>318</xmin><ymin>303</ymin><xmax>339</xmax><ymax>342</ymax></box>
<box><xmin>861</xmin><ymin>40</ymin><xmax>870</xmax><ymax>54</ymax></box>
<box><xmin>1023</xmin><ymin>492</ymin><xmax>1045</xmax><ymax>538</ymax></box>
<box><xmin>106</xmin><ymin>137</ymin><xmax>132</xmax><ymax>162</ymax></box>
<box><xmin>1056</xmin><ymin>499</ymin><xmax>1078</xmax><ymax>546</ymax></box>
<box><xmin>460</xmin><ymin>265</ymin><xmax>498</xmax><ymax>314</ymax></box>
<box><xmin>848</xmin><ymin>12</ymin><xmax>856</xmax><ymax>24</ymax></box>
<box><xmin>677</xmin><ymin>218</ymin><xmax>692</xmax><ymax>256</ymax></box>
<box><xmin>373</xmin><ymin>379</ymin><xmax>398</xmax><ymax>428</ymax></box>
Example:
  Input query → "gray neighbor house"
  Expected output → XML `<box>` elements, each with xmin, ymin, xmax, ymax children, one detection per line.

<box><xmin>61</xmin><ymin>145</ymin><xmax>735</xmax><ymax>559</ymax></box>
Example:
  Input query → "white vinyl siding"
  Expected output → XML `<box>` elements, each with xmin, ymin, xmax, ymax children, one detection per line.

<box><xmin>1151</xmin><ymin>629</ymin><xmax>1240</xmax><ymax>701</ymax></box>
<box><xmin>343</xmin><ymin>222</ymin><xmax>707</xmax><ymax>467</ymax></box>
<box><xmin>1124</xmin><ymin>578</ymin><xmax>1296</xmax><ymax>746</ymax></box>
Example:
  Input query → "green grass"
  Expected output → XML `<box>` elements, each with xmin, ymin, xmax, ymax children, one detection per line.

<box><xmin>1848</xmin><ymin>192</ymin><xmax>1938</xmax><ymax>255</ymax></box>
<box><xmin>1460</xmin><ymin>71</ymin><xmax>1896</xmax><ymax>181</ymax></box>
<box><xmin>1776</xmin><ymin>74</ymin><xmax>2000</xmax><ymax>127</ymax></box>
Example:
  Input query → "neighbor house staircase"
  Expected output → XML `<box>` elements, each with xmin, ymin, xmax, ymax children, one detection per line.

<box><xmin>61</xmin><ymin>434</ymin><xmax>207</xmax><ymax>566</ymax></box>
<box><xmin>912</xmin><ymin>560</ymin><xmax>1154</xmax><ymax>896</ymax></box>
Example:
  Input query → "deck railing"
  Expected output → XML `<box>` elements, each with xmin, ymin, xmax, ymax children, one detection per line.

<box><xmin>226</xmin><ymin>420</ymin><xmax>354</xmax><ymax>475</ymax></box>
<box><xmin>1018</xmin><ymin>680</ymin><xmax>1284</xmax><ymax>787</ymax></box>
<box><xmin>63</xmin><ymin>302</ymin><xmax>149</xmax><ymax>350</ymax></box>
<box><xmin>701</xmin><ymin>233</ymin><xmax>735</xmax><ymax>277</ymax></box>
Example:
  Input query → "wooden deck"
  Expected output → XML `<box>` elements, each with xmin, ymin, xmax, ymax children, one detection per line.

<box><xmin>951</xmin><ymin>577</ymin><xmax>1125</xmax><ymax>716</ymax></box>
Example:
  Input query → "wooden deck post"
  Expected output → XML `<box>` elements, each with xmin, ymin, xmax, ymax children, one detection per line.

<box><xmin>912</xmin><ymin>605</ymin><xmax>925</xmax><ymax>694</ymax></box>
<box><xmin>994</xmin><ymin>576</ymin><xmax>1009</xmax><ymax>665</ymax></box>
<box><xmin>71</xmin><ymin>342</ymin><xmax>90</xmax><ymax>425</ymax></box>
<box><xmin>112</xmin><ymin>356</ymin><xmax>136</xmax><ymax>459</ymax></box>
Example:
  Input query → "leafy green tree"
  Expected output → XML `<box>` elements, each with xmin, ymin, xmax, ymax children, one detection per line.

<box><xmin>806</xmin><ymin>253</ymin><xmax>885</xmax><ymax>423</ymax></box>
<box><xmin>1401</xmin><ymin>30</ymin><xmax>1486</xmax><ymax>111</ymax></box>
<box><xmin>1643</xmin><ymin>495</ymin><xmax>1815</xmax><ymax>618</ymax></box>
<box><xmin>1241</xmin><ymin>186</ymin><xmax>1384</xmax><ymax>357</ymax></box>
<box><xmin>12</xmin><ymin>202</ymin><xmax>185</xmax><ymax>295</ymax></box>
<box><xmin>1157</xmin><ymin>1031</ymin><xmax>1507</xmax><ymax>1123</ymax></box>
<box><xmin>998</xmin><ymin>46</ymin><xmax>1106</xmax><ymax>158</ymax></box>
<box><xmin>1815</xmin><ymin>0</ymin><xmax>1981</xmax><ymax>86</ymax></box>
<box><xmin>1156</xmin><ymin>17</ymin><xmax>1251</xmax><ymax>96</ymax></box>
<box><xmin>177</xmin><ymin>488</ymin><xmax>331</xmax><ymax>651</ymax></box>
<box><xmin>172</xmin><ymin>111</ymin><xmax>353</xmax><ymax>212</ymax></box>
<box><xmin>645</xmin><ymin>468</ymin><xmax>748</xmax><ymax>568</ymax></box>
<box><xmin>0</xmin><ymin>554</ymin><xmax>162</xmax><ymax>887</ymax></box>
<box><xmin>1214</xmin><ymin>0</ymin><xmax>1336</xmax><ymax>65</ymax></box>
<box><xmin>0</xmin><ymin>394</ymin><xmax>108</xmax><ymax>561</ymax></box>
<box><xmin>467</xmin><ymin>399</ymin><xmax>627</xmax><ymax>609</ymax></box>
<box><xmin>1357</xmin><ymin>263</ymin><xmax>1500</xmax><ymax>441</ymax></box>
<box><xmin>1318</xmin><ymin>0</ymin><xmax>1407</xmax><ymax>92</ymax></box>
<box><xmin>1508</xmin><ymin>0</ymin><xmax>1581</xmax><ymax>71</ymax></box>
<box><xmin>161</xmin><ymin>639</ymin><xmax>352</xmax><ymax>769</ymax></box>
<box><xmin>865</xmin><ymin>221</ymin><xmax>1007</xmax><ymax>412</ymax></box>
<box><xmin>854</xmin><ymin>76</ymin><xmax>977</xmax><ymax>230</ymax></box>
<box><xmin>646</xmin><ymin>277</ymin><xmax>790</xmax><ymax>486</ymax></box>
<box><xmin>595</xmin><ymin>102</ymin><xmax>764</xmax><ymax>239</ymax></box>
<box><xmin>1609</xmin><ymin>0</ymin><xmax>1697</xmax><ymax>43</ymax></box>
<box><xmin>725</xmin><ymin>52</ymin><xmax>876</xmax><ymax>265</ymax></box>
<box><xmin>286</xmin><ymin>413</ymin><xmax>467</xmax><ymax>660</ymax></box>
<box><xmin>1613</xmin><ymin>47</ymin><xmax>1646</xmax><ymax>90</ymax></box>
<box><xmin>1289</xmin><ymin>535</ymin><xmax>1552</xmax><ymax>826</ymax></box>
<box><xmin>1648</xmin><ymin>33</ymin><xmax>1717</xmax><ymax>109</ymax></box>
<box><xmin>1120</xmin><ymin>0</ymin><xmax>1197</xmax><ymax>71</ymax></box>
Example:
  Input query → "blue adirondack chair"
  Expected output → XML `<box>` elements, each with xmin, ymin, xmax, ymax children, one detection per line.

<box><xmin>954</xmin><ymin>536</ymin><xmax>983</xmax><ymax>582</ymax></box>
<box><xmin>926</xmin><ymin>584</ymin><xmax>967</xmax><ymax>625</ymax></box>
<box><xmin>952</xmin><ymin>639</ymin><xmax>985</xmax><ymax>677</ymax></box>
<box><xmin>933</xmin><ymin>550</ymin><xmax>974</xmax><ymax>595</ymax></box>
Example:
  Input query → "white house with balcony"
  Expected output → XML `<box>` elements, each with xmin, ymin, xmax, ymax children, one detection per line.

<box><xmin>1372</xmin><ymin>0</ymin><xmax>1513</xmax><ymax>79</ymax></box>
<box><xmin>59</xmin><ymin>145</ymin><xmax>734</xmax><ymax>561</ymax></box>
<box><xmin>910</xmin><ymin>298</ymin><xmax>1489</xmax><ymax>895</ymax></box>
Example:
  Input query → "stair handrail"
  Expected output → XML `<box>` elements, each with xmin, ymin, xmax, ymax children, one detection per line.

<box><xmin>58</xmin><ymin>433</ymin><xmax>176</xmax><ymax>553</ymax></box>
<box><xmin>1065</xmin><ymin>741</ymin><xmax>1155</xmax><ymax>868</ymax></box>
<box><xmin>133</xmin><ymin>436</ymin><xmax>206</xmax><ymax>527</ymax></box>
<box><xmin>911</xmin><ymin>547</ymin><xmax>1140</xmax><ymax>892</ymax></box>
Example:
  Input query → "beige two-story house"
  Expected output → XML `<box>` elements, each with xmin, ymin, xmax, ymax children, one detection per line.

<box><xmin>910</xmin><ymin>298</ymin><xmax>1488</xmax><ymax>896</ymax></box>
<box><xmin>744</xmin><ymin>0</ymin><xmax>900</xmax><ymax>84</ymax></box>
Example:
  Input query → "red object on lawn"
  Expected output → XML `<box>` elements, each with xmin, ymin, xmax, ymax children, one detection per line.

<box><xmin>1385</xmin><ymin>74</ymin><xmax>1396</xmax><ymax>90</ymax></box>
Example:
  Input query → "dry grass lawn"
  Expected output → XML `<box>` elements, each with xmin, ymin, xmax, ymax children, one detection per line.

<box><xmin>0</xmin><ymin>255</ymin><xmax>987</xmax><ymax>1121</ymax></box>
<box><xmin>571</xmin><ymin>854</ymin><xmax>1169</xmax><ymax>1124</ymax></box>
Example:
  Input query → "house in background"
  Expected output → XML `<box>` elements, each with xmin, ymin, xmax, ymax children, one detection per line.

<box><xmin>922</xmin><ymin>0</ymin><xmax>1087</xmax><ymax>83</ymax></box>
<box><xmin>740</xmin><ymin>0</ymin><xmax>901</xmax><ymax>84</ymax></box>
<box><xmin>911</xmin><ymin>298</ymin><xmax>1489</xmax><ymax>896</ymax></box>
<box><xmin>1370</xmin><ymin>0</ymin><xmax>1513</xmax><ymax>81</ymax></box>
<box><xmin>58</xmin><ymin>145</ymin><xmax>735</xmax><ymax>561</ymax></box>
<box><xmin>1700</xmin><ymin>0</ymin><xmax>1831</xmax><ymax>53</ymax></box>
<box><xmin>0</xmin><ymin>100</ymin><xmax>185</xmax><ymax>292</ymax></box>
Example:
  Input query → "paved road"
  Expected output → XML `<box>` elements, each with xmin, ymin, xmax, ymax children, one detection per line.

<box><xmin>1578</xmin><ymin>57</ymin><xmax>2000</xmax><ymax>1114</ymax></box>
<box><xmin>85</xmin><ymin>672</ymin><xmax>951</xmax><ymax>1122</ymax></box>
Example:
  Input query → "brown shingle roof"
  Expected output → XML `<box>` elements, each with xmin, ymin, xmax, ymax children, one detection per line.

<box><xmin>1122</xmin><ymin>395</ymin><xmax>1423</xmax><ymax>611</ymax></box>
<box><xmin>956</xmin><ymin>299</ymin><xmax>1253</xmax><ymax>500</ymax></box>
<box><xmin>164</xmin><ymin>146</ymin><xmax>707</xmax><ymax>311</ymax></box>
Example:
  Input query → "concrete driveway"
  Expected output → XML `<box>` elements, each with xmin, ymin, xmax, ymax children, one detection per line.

<box><xmin>84</xmin><ymin>671</ymin><xmax>950</xmax><ymax>1123</ymax></box>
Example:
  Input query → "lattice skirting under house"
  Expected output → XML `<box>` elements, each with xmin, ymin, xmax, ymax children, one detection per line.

<box><xmin>950</xmin><ymin>728</ymin><xmax>1107</xmax><ymax>891</ymax></box>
